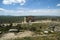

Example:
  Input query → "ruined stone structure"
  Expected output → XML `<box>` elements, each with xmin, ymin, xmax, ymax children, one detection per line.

<box><xmin>26</xmin><ymin>16</ymin><xmax>35</xmax><ymax>22</ymax></box>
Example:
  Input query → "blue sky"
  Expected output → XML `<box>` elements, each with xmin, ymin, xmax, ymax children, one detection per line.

<box><xmin>0</xmin><ymin>0</ymin><xmax>60</xmax><ymax>16</ymax></box>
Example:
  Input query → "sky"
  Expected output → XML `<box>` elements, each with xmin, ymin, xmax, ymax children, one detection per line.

<box><xmin>0</xmin><ymin>0</ymin><xmax>60</xmax><ymax>16</ymax></box>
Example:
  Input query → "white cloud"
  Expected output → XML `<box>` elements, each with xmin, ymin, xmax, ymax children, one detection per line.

<box><xmin>3</xmin><ymin>0</ymin><xmax>26</xmax><ymax>5</ymax></box>
<box><xmin>0</xmin><ymin>8</ymin><xmax>60</xmax><ymax>16</ymax></box>
<box><xmin>57</xmin><ymin>4</ymin><xmax>60</xmax><ymax>6</ymax></box>
<box><xmin>0</xmin><ymin>8</ymin><xmax>6</xmax><ymax>11</ymax></box>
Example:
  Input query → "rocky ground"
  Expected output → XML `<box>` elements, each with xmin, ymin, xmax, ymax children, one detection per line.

<box><xmin>0</xmin><ymin>31</ymin><xmax>34</xmax><ymax>40</ymax></box>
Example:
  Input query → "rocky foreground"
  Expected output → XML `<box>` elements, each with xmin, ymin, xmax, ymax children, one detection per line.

<box><xmin>0</xmin><ymin>31</ymin><xmax>34</xmax><ymax>40</ymax></box>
